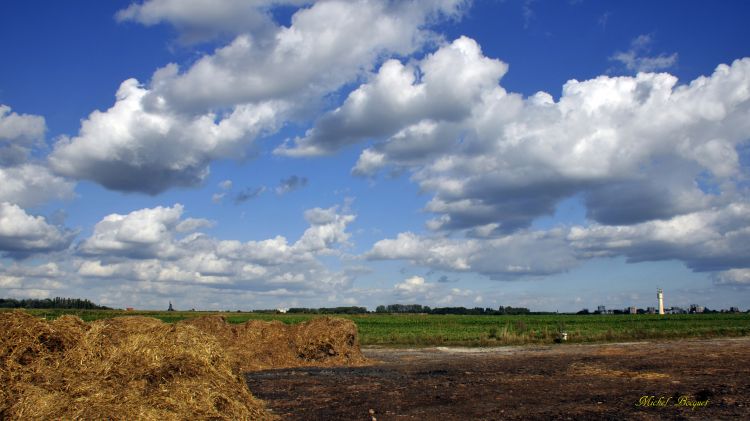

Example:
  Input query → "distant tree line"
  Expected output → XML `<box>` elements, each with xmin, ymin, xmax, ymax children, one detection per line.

<box><xmin>287</xmin><ymin>306</ymin><xmax>368</xmax><ymax>314</ymax></box>
<box><xmin>263</xmin><ymin>304</ymin><xmax>537</xmax><ymax>315</ymax></box>
<box><xmin>0</xmin><ymin>297</ymin><xmax>111</xmax><ymax>310</ymax></box>
<box><xmin>375</xmin><ymin>304</ymin><xmax>533</xmax><ymax>315</ymax></box>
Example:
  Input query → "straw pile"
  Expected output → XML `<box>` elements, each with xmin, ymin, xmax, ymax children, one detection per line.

<box><xmin>0</xmin><ymin>311</ymin><xmax>273</xmax><ymax>420</ymax></box>
<box><xmin>180</xmin><ymin>315</ymin><xmax>368</xmax><ymax>371</ymax></box>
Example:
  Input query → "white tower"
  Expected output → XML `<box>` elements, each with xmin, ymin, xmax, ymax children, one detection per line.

<box><xmin>657</xmin><ymin>288</ymin><xmax>664</xmax><ymax>315</ymax></box>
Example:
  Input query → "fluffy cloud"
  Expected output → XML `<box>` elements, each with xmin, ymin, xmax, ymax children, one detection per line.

<box><xmin>0</xmin><ymin>164</ymin><xmax>76</xmax><ymax>208</ymax></box>
<box><xmin>367</xmin><ymin>229</ymin><xmax>578</xmax><ymax>279</ymax></box>
<box><xmin>713</xmin><ymin>269</ymin><xmax>750</xmax><ymax>286</ymax></box>
<box><xmin>369</xmin><ymin>201</ymin><xmax>750</xmax><ymax>282</ymax></box>
<box><xmin>277</xmin><ymin>36</ymin><xmax>505</xmax><ymax>156</ymax></box>
<box><xmin>0</xmin><ymin>105</ymin><xmax>46</xmax><ymax>166</ymax></box>
<box><xmin>0</xmin><ymin>262</ymin><xmax>65</xmax><ymax>298</ymax></box>
<box><xmin>53</xmin><ymin>1</ymin><xmax>466</xmax><ymax>193</ymax></box>
<box><xmin>76</xmin><ymin>203</ymin><xmax>355</xmax><ymax>292</ymax></box>
<box><xmin>394</xmin><ymin>275</ymin><xmax>433</xmax><ymax>294</ymax></box>
<box><xmin>49</xmin><ymin>79</ymin><xmax>283</xmax><ymax>194</ymax></box>
<box><xmin>341</xmin><ymin>44</ymin><xmax>750</xmax><ymax>233</ymax></box>
<box><xmin>0</xmin><ymin>106</ymin><xmax>77</xmax><ymax>262</ymax></box>
<box><xmin>0</xmin><ymin>105</ymin><xmax>74</xmax><ymax>207</ymax></box>
<box><xmin>569</xmin><ymin>202</ymin><xmax>750</xmax><ymax>273</ymax></box>
<box><xmin>295</xmin><ymin>206</ymin><xmax>355</xmax><ymax>253</ymax></box>
<box><xmin>79</xmin><ymin>204</ymin><xmax>208</xmax><ymax>259</ymax></box>
<box><xmin>0</xmin><ymin>105</ymin><xmax>45</xmax><ymax>140</ymax></box>
<box><xmin>0</xmin><ymin>202</ymin><xmax>75</xmax><ymax>257</ymax></box>
<box><xmin>144</xmin><ymin>0</ymin><xmax>466</xmax><ymax>112</ymax></box>
<box><xmin>116</xmin><ymin>0</ymin><xmax>309</xmax><ymax>44</ymax></box>
<box><xmin>386</xmin><ymin>274</ymin><xmax>479</xmax><ymax>305</ymax></box>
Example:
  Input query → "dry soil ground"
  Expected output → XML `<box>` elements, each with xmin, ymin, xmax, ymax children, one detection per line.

<box><xmin>245</xmin><ymin>337</ymin><xmax>750</xmax><ymax>420</ymax></box>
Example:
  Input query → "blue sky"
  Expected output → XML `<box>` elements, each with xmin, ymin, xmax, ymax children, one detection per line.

<box><xmin>1</xmin><ymin>0</ymin><xmax>749</xmax><ymax>311</ymax></box>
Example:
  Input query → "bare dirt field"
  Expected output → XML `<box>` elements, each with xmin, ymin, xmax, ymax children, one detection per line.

<box><xmin>245</xmin><ymin>337</ymin><xmax>750</xmax><ymax>420</ymax></box>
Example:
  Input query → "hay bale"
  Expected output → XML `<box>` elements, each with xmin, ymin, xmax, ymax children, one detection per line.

<box><xmin>292</xmin><ymin>317</ymin><xmax>362</xmax><ymax>363</ymax></box>
<box><xmin>0</xmin><ymin>311</ymin><xmax>274</xmax><ymax>420</ymax></box>
<box><xmin>231</xmin><ymin>319</ymin><xmax>297</xmax><ymax>370</ymax></box>
<box><xmin>180</xmin><ymin>316</ymin><xmax>368</xmax><ymax>372</ymax></box>
<box><xmin>1</xmin><ymin>311</ymin><xmax>368</xmax><ymax>419</ymax></box>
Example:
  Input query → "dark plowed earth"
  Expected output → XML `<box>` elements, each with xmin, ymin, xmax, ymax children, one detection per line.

<box><xmin>245</xmin><ymin>337</ymin><xmax>750</xmax><ymax>420</ymax></box>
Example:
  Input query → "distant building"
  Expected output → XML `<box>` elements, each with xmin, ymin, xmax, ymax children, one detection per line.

<box><xmin>597</xmin><ymin>305</ymin><xmax>606</xmax><ymax>314</ymax></box>
<box><xmin>168</xmin><ymin>301</ymin><xmax>175</xmax><ymax>312</ymax></box>
<box><xmin>657</xmin><ymin>288</ymin><xmax>664</xmax><ymax>315</ymax></box>
<box><xmin>647</xmin><ymin>307</ymin><xmax>656</xmax><ymax>314</ymax></box>
<box><xmin>689</xmin><ymin>304</ymin><xmax>704</xmax><ymax>314</ymax></box>
<box><xmin>730</xmin><ymin>306</ymin><xmax>740</xmax><ymax>313</ymax></box>
<box><xmin>668</xmin><ymin>306</ymin><xmax>687</xmax><ymax>314</ymax></box>
<box><xmin>629</xmin><ymin>306</ymin><xmax>637</xmax><ymax>314</ymax></box>
<box><xmin>126</xmin><ymin>307</ymin><xmax>134</xmax><ymax>311</ymax></box>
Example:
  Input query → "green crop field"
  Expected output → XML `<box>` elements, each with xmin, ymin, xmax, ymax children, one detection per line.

<box><xmin>4</xmin><ymin>308</ymin><xmax>750</xmax><ymax>346</ymax></box>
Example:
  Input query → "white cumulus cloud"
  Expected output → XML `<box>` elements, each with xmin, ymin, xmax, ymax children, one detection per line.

<box><xmin>277</xmin><ymin>36</ymin><xmax>505</xmax><ymax>156</ymax></box>
<box><xmin>143</xmin><ymin>0</ymin><xmax>467</xmax><ymax>112</ymax></box>
<box><xmin>0</xmin><ymin>202</ymin><xmax>75</xmax><ymax>257</ymax></box>
<box><xmin>79</xmin><ymin>204</ymin><xmax>201</xmax><ymax>259</ymax></box>
<box><xmin>368</xmin><ymin>200</ymin><xmax>750</xmax><ymax>282</ymax></box>
<box><xmin>0</xmin><ymin>105</ymin><xmax>74</xmax><ymax>207</ymax></box>
<box><xmin>53</xmin><ymin>1</ymin><xmax>467</xmax><ymax>194</ymax></box>
<box><xmin>116</xmin><ymin>0</ymin><xmax>309</xmax><ymax>44</ymax></box>
<box><xmin>49</xmin><ymin>79</ymin><xmax>283</xmax><ymax>194</ymax></box>
<box><xmin>568</xmin><ymin>202</ymin><xmax>750</xmax><ymax>273</ymax></box>
<box><xmin>0</xmin><ymin>164</ymin><xmax>75</xmax><ymax>208</ymax></box>
<box><xmin>76</xmin><ymin>203</ymin><xmax>356</xmax><ymax>292</ymax></box>
<box><xmin>341</xmin><ymin>45</ymin><xmax>750</xmax><ymax>233</ymax></box>
<box><xmin>394</xmin><ymin>275</ymin><xmax>433</xmax><ymax>294</ymax></box>
<box><xmin>0</xmin><ymin>104</ymin><xmax>46</xmax><ymax>166</ymax></box>
<box><xmin>368</xmin><ymin>229</ymin><xmax>578</xmax><ymax>279</ymax></box>
<box><xmin>713</xmin><ymin>269</ymin><xmax>750</xmax><ymax>286</ymax></box>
